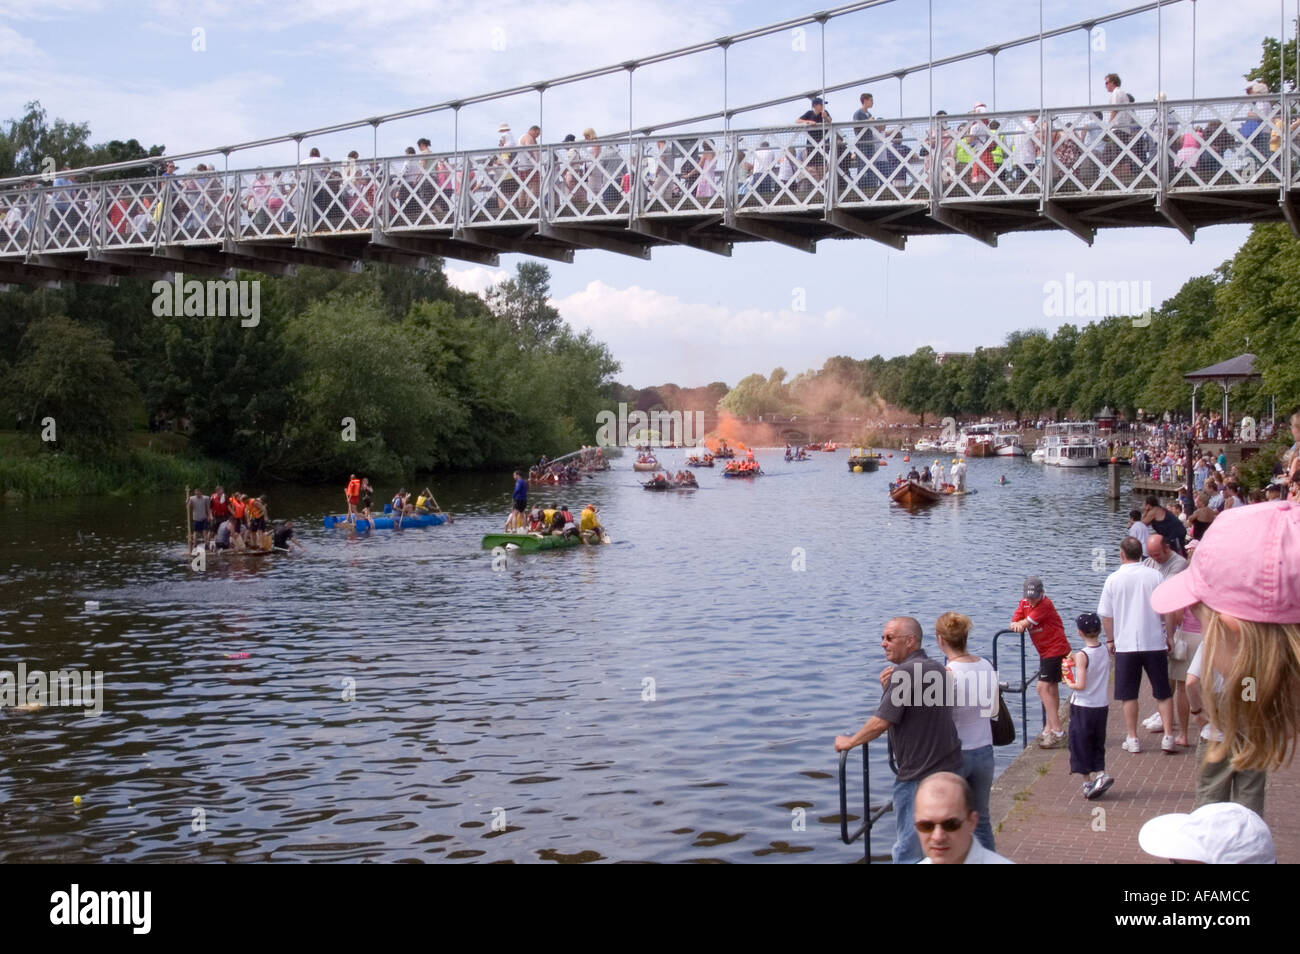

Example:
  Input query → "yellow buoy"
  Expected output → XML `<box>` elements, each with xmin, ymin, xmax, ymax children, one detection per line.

<box><xmin>73</xmin><ymin>795</ymin><xmax>82</xmax><ymax>806</ymax></box>
<box><xmin>853</xmin><ymin>465</ymin><xmax>863</xmax><ymax>473</ymax></box>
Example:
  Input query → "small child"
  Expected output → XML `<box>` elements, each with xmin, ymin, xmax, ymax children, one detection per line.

<box><xmin>1062</xmin><ymin>612</ymin><xmax>1113</xmax><ymax>799</ymax></box>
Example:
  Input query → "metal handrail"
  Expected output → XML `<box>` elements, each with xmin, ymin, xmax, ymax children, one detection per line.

<box><xmin>838</xmin><ymin>743</ymin><xmax>894</xmax><ymax>864</ymax></box>
<box><xmin>991</xmin><ymin>627</ymin><xmax>1042</xmax><ymax>748</ymax></box>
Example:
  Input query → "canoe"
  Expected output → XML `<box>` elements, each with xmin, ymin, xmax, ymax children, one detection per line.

<box><xmin>889</xmin><ymin>479</ymin><xmax>941</xmax><ymax>508</ymax></box>
<box><xmin>323</xmin><ymin>512</ymin><xmax>448</xmax><ymax>529</ymax></box>
<box><xmin>481</xmin><ymin>532</ymin><xmax>609</xmax><ymax>551</ymax></box>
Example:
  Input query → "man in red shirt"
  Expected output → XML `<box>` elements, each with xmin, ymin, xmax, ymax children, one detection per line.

<box><xmin>1009</xmin><ymin>575</ymin><xmax>1072</xmax><ymax>748</ymax></box>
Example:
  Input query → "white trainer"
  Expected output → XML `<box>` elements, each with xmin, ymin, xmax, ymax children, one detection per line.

<box><xmin>1122</xmin><ymin>736</ymin><xmax>1141</xmax><ymax>754</ymax></box>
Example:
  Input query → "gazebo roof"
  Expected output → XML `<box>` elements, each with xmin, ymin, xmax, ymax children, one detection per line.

<box><xmin>1184</xmin><ymin>353</ymin><xmax>1259</xmax><ymax>382</ymax></box>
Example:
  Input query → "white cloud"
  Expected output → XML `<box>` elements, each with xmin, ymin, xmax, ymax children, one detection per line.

<box><xmin>445</xmin><ymin>264</ymin><xmax>507</xmax><ymax>295</ymax></box>
<box><xmin>555</xmin><ymin>279</ymin><xmax>857</xmax><ymax>387</ymax></box>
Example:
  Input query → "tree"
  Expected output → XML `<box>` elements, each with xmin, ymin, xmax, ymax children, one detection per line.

<box><xmin>1247</xmin><ymin>30</ymin><xmax>1299</xmax><ymax>93</ymax></box>
<box><xmin>897</xmin><ymin>347</ymin><xmax>940</xmax><ymax>423</ymax></box>
<box><xmin>485</xmin><ymin>262</ymin><xmax>562</xmax><ymax>346</ymax></box>
<box><xmin>3</xmin><ymin>314</ymin><xmax>138</xmax><ymax>455</ymax></box>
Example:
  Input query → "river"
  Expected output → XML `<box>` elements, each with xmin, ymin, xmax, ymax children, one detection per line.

<box><xmin>0</xmin><ymin>451</ymin><xmax>1125</xmax><ymax>862</ymax></box>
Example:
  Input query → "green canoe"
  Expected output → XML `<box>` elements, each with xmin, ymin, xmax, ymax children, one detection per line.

<box><xmin>481</xmin><ymin>532</ymin><xmax>609</xmax><ymax>551</ymax></box>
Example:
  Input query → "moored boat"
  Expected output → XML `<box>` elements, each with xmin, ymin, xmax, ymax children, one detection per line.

<box><xmin>847</xmin><ymin>456</ymin><xmax>880</xmax><ymax>472</ymax></box>
<box><xmin>1040</xmin><ymin>421</ymin><xmax>1104</xmax><ymax>468</ymax></box>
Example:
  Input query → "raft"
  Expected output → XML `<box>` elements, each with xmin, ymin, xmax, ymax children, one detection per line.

<box><xmin>324</xmin><ymin>512</ymin><xmax>449</xmax><ymax>530</ymax></box>
<box><xmin>480</xmin><ymin>532</ymin><xmax>608</xmax><ymax>551</ymax></box>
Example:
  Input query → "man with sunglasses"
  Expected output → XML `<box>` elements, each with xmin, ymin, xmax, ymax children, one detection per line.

<box><xmin>834</xmin><ymin>617</ymin><xmax>962</xmax><ymax>864</ymax></box>
<box><xmin>916</xmin><ymin>773</ymin><xmax>1014</xmax><ymax>864</ymax></box>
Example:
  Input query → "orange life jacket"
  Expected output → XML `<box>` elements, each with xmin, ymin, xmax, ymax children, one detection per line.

<box><xmin>231</xmin><ymin>498</ymin><xmax>246</xmax><ymax>518</ymax></box>
<box><xmin>346</xmin><ymin>478</ymin><xmax>361</xmax><ymax>498</ymax></box>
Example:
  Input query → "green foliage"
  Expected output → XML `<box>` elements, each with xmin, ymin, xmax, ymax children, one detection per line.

<box><xmin>3</xmin><ymin>314</ymin><xmax>138</xmax><ymax>456</ymax></box>
<box><xmin>1247</xmin><ymin>32</ymin><xmax>1299</xmax><ymax>93</ymax></box>
<box><xmin>0</xmin><ymin>434</ymin><xmax>231</xmax><ymax>499</ymax></box>
<box><xmin>0</xmin><ymin>101</ymin><xmax>163</xmax><ymax>179</ymax></box>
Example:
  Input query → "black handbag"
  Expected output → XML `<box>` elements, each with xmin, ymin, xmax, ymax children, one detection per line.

<box><xmin>991</xmin><ymin>693</ymin><xmax>1016</xmax><ymax>746</ymax></box>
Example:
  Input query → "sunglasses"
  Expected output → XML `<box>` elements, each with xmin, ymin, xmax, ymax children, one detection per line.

<box><xmin>915</xmin><ymin>817</ymin><xmax>966</xmax><ymax>833</ymax></box>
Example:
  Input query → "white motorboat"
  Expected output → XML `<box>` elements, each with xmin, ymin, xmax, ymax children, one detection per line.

<box><xmin>1040</xmin><ymin>421</ymin><xmax>1104</xmax><ymax>467</ymax></box>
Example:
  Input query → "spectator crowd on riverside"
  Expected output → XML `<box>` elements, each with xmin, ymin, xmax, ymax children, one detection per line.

<box><xmin>833</xmin><ymin>408</ymin><xmax>1300</xmax><ymax>863</ymax></box>
<box><xmin>4</xmin><ymin>75</ymin><xmax>1297</xmax><ymax>246</ymax></box>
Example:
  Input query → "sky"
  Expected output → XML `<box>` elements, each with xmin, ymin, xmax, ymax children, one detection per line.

<box><xmin>0</xmin><ymin>0</ymin><xmax>1287</xmax><ymax>387</ymax></box>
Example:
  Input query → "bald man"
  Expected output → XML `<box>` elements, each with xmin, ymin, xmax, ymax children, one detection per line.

<box><xmin>835</xmin><ymin>616</ymin><xmax>962</xmax><ymax>864</ymax></box>
<box><xmin>916</xmin><ymin>772</ymin><xmax>1014</xmax><ymax>864</ymax></box>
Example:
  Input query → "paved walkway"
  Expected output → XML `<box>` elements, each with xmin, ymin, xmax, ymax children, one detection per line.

<box><xmin>990</xmin><ymin>679</ymin><xmax>1299</xmax><ymax>863</ymax></box>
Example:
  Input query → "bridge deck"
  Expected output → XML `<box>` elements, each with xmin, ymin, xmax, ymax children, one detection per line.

<box><xmin>1</xmin><ymin>95</ymin><xmax>1296</xmax><ymax>286</ymax></box>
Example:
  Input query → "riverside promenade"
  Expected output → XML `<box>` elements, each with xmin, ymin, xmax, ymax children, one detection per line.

<box><xmin>990</xmin><ymin>680</ymin><xmax>1300</xmax><ymax>864</ymax></box>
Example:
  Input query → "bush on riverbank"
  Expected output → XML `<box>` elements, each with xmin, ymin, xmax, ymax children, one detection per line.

<box><xmin>0</xmin><ymin>435</ymin><xmax>233</xmax><ymax>499</ymax></box>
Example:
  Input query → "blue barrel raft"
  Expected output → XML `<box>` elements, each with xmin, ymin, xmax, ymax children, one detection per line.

<box><xmin>323</xmin><ymin>512</ymin><xmax>448</xmax><ymax>530</ymax></box>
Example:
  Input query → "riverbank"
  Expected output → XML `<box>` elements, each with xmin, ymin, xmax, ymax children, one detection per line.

<box><xmin>0</xmin><ymin>431</ymin><xmax>234</xmax><ymax>500</ymax></box>
<box><xmin>989</xmin><ymin>680</ymin><xmax>1298</xmax><ymax>863</ymax></box>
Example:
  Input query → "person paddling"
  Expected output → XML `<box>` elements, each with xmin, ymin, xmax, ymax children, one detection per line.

<box><xmin>579</xmin><ymin>503</ymin><xmax>605</xmax><ymax>544</ymax></box>
<box><xmin>272</xmin><ymin>519</ymin><xmax>306</xmax><ymax>553</ymax></box>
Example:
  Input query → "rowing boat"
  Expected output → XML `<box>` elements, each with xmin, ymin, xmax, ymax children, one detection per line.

<box><xmin>480</xmin><ymin>531</ymin><xmax>609</xmax><ymax>551</ymax></box>
<box><xmin>889</xmin><ymin>479</ymin><xmax>941</xmax><ymax>508</ymax></box>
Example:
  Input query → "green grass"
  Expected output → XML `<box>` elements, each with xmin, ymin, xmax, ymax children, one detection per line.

<box><xmin>0</xmin><ymin>431</ymin><xmax>235</xmax><ymax>499</ymax></box>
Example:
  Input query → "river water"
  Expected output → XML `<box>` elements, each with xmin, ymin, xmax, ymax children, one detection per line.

<box><xmin>0</xmin><ymin>451</ymin><xmax>1125</xmax><ymax>863</ymax></box>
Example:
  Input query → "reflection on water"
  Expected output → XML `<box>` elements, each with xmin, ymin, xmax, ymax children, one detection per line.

<box><xmin>0</xmin><ymin>456</ymin><xmax>1121</xmax><ymax>862</ymax></box>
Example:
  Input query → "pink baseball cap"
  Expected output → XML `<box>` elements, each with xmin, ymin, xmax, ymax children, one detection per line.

<box><xmin>1151</xmin><ymin>500</ymin><xmax>1300</xmax><ymax>623</ymax></box>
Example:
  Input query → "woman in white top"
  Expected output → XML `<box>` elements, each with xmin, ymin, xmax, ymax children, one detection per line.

<box><xmin>936</xmin><ymin>611</ymin><xmax>998</xmax><ymax>852</ymax></box>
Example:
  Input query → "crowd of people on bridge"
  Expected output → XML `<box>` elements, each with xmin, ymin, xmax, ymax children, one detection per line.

<box><xmin>833</xmin><ymin>409</ymin><xmax>1300</xmax><ymax>863</ymax></box>
<box><xmin>4</xmin><ymin>73</ymin><xmax>1296</xmax><ymax>249</ymax></box>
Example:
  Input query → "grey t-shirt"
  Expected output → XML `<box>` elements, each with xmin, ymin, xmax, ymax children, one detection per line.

<box><xmin>1143</xmin><ymin>551</ymin><xmax>1188</xmax><ymax>580</ymax></box>
<box><xmin>874</xmin><ymin>649</ymin><xmax>963</xmax><ymax>782</ymax></box>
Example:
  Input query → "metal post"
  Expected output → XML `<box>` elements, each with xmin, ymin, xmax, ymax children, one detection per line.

<box><xmin>223</xmin><ymin>150</ymin><xmax>231</xmax><ymax>245</ymax></box>
<box><xmin>992</xmin><ymin>51</ymin><xmax>998</xmax><ymax>111</ymax></box>
<box><xmin>1087</xmin><ymin>26</ymin><xmax>1093</xmax><ymax>105</ymax></box>
<box><xmin>1157</xmin><ymin>0</ymin><xmax>1163</xmax><ymax>98</ymax></box>
<box><xmin>820</xmin><ymin>17</ymin><xmax>827</xmax><ymax>106</ymax></box>
<box><xmin>1282</xmin><ymin>0</ymin><xmax>1288</xmax><ymax>94</ymax></box>
<box><xmin>928</xmin><ymin>0</ymin><xmax>934</xmax><ymax>116</ymax></box>
<box><xmin>1039</xmin><ymin>0</ymin><xmax>1044</xmax><ymax>113</ymax></box>
<box><xmin>454</xmin><ymin>106</ymin><xmax>460</xmax><ymax>153</ymax></box>
<box><xmin>539</xmin><ymin>86</ymin><xmax>545</xmax><ymax>139</ymax></box>
<box><xmin>722</xmin><ymin>42</ymin><xmax>730</xmax><ymax>134</ymax></box>
<box><xmin>1191</xmin><ymin>1</ymin><xmax>1197</xmax><ymax>98</ymax></box>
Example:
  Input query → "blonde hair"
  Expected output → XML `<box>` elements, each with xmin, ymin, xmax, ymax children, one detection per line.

<box><xmin>583</xmin><ymin>128</ymin><xmax>596</xmax><ymax>139</ymax></box>
<box><xmin>1201</xmin><ymin>612</ymin><xmax>1300</xmax><ymax>772</ymax></box>
<box><xmin>935</xmin><ymin>612</ymin><xmax>973</xmax><ymax>652</ymax></box>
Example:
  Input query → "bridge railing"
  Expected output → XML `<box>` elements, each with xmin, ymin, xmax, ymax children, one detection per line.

<box><xmin>935</xmin><ymin>108</ymin><xmax>1048</xmax><ymax>203</ymax></box>
<box><xmin>99</xmin><ymin>177</ymin><xmax>165</xmax><ymax>251</ymax></box>
<box><xmin>547</xmin><ymin>137</ymin><xmax>636</xmax><ymax>223</ymax></box>
<box><xmin>0</xmin><ymin>93</ymin><xmax>1295</xmax><ymax>263</ymax></box>
<box><xmin>234</xmin><ymin>163</ymin><xmax>306</xmax><ymax>241</ymax></box>
<box><xmin>638</xmin><ymin>132</ymin><xmax>728</xmax><ymax>218</ymax></box>
<box><xmin>728</xmin><ymin>124</ymin><xmax>830</xmax><ymax>214</ymax></box>
<box><xmin>832</xmin><ymin>117</ymin><xmax>934</xmax><ymax>206</ymax></box>
<box><xmin>1165</xmin><ymin>94</ymin><xmax>1288</xmax><ymax>193</ymax></box>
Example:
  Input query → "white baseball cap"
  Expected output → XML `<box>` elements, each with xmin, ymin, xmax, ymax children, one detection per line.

<box><xmin>1138</xmin><ymin>802</ymin><xmax>1275</xmax><ymax>863</ymax></box>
